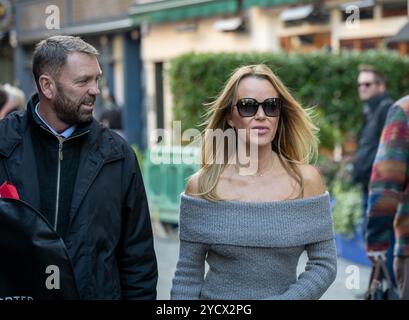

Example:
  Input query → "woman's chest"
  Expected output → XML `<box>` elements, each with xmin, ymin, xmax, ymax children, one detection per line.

<box><xmin>216</xmin><ymin>174</ymin><xmax>299</xmax><ymax>202</ymax></box>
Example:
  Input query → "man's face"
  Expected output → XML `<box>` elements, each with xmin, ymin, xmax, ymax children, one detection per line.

<box><xmin>52</xmin><ymin>52</ymin><xmax>102</xmax><ymax>126</ymax></box>
<box><xmin>357</xmin><ymin>71</ymin><xmax>384</xmax><ymax>102</ymax></box>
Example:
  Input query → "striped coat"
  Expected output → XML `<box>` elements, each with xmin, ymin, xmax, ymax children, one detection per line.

<box><xmin>366</xmin><ymin>96</ymin><xmax>409</xmax><ymax>257</ymax></box>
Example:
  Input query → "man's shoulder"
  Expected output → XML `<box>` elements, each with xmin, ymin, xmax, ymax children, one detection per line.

<box><xmin>374</xmin><ymin>93</ymin><xmax>393</xmax><ymax>110</ymax></box>
<box><xmin>370</xmin><ymin>94</ymin><xmax>394</xmax><ymax>122</ymax></box>
<box><xmin>0</xmin><ymin>110</ymin><xmax>25</xmax><ymax>128</ymax></box>
<box><xmin>0</xmin><ymin>111</ymin><xmax>27</xmax><ymax>139</ymax></box>
<box><xmin>0</xmin><ymin>112</ymin><xmax>27</xmax><ymax>156</ymax></box>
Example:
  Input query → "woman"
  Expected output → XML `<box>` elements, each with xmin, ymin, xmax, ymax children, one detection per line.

<box><xmin>171</xmin><ymin>64</ymin><xmax>337</xmax><ymax>300</ymax></box>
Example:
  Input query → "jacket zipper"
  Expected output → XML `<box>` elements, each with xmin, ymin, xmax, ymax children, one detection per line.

<box><xmin>39</xmin><ymin>126</ymin><xmax>89</xmax><ymax>231</ymax></box>
<box><xmin>54</xmin><ymin>136</ymin><xmax>64</xmax><ymax>230</ymax></box>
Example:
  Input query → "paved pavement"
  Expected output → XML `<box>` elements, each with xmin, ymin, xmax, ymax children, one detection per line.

<box><xmin>153</xmin><ymin>222</ymin><xmax>372</xmax><ymax>300</ymax></box>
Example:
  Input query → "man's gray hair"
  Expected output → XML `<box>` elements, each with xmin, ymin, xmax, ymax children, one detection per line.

<box><xmin>32</xmin><ymin>35</ymin><xmax>99</xmax><ymax>90</ymax></box>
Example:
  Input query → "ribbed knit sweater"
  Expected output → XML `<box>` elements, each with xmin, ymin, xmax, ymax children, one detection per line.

<box><xmin>171</xmin><ymin>192</ymin><xmax>337</xmax><ymax>300</ymax></box>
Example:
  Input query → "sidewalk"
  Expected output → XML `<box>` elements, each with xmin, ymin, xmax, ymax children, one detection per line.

<box><xmin>154</xmin><ymin>229</ymin><xmax>372</xmax><ymax>300</ymax></box>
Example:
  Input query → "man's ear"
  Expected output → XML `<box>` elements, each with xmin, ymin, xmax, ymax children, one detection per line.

<box><xmin>38</xmin><ymin>74</ymin><xmax>55</xmax><ymax>99</ymax></box>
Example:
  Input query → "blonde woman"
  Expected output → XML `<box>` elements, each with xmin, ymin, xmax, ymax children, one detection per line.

<box><xmin>171</xmin><ymin>64</ymin><xmax>337</xmax><ymax>300</ymax></box>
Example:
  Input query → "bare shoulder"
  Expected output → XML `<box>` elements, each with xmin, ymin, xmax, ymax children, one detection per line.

<box><xmin>298</xmin><ymin>164</ymin><xmax>326</xmax><ymax>198</ymax></box>
<box><xmin>185</xmin><ymin>171</ymin><xmax>200</xmax><ymax>196</ymax></box>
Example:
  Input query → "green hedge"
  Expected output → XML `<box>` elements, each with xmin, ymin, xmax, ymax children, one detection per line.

<box><xmin>168</xmin><ymin>50</ymin><xmax>409</xmax><ymax>149</ymax></box>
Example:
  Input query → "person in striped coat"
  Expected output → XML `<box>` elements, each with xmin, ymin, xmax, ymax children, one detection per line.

<box><xmin>366</xmin><ymin>95</ymin><xmax>409</xmax><ymax>299</ymax></box>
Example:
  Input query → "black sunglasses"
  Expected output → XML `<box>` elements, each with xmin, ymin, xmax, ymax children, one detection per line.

<box><xmin>357</xmin><ymin>82</ymin><xmax>376</xmax><ymax>88</ymax></box>
<box><xmin>235</xmin><ymin>97</ymin><xmax>282</xmax><ymax>117</ymax></box>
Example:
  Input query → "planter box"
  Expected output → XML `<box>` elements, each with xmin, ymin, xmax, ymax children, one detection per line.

<box><xmin>335</xmin><ymin>228</ymin><xmax>371</xmax><ymax>267</ymax></box>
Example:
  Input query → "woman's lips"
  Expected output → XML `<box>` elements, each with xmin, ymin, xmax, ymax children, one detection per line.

<box><xmin>251</xmin><ymin>127</ymin><xmax>270</xmax><ymax>135</ymax></box>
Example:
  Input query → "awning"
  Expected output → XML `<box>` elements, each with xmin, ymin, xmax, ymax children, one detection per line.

<box><xmin>213</xmin><ymin>17</ymin><xmax>244</xmax><ymax>32</ymax></box>
<box><xmin>130</xmin><ymin>0</ymin><xmax>238</xmax><ymax>25</ymax></box>
<box><xmin>18</xmin><ymin>18</ymin><xmax>134</xmax><ymax>44</ymax></box>
<box><xmin>387</xmin><ymin>21</ymin><xmax>409</xmax><ymax>44</ymax></box>
<box><xmin>339</xmin><ymin>0</ymin><xmax>374</xmax><ymax>11</ymax></box>
<box><xmin>243</xmin><ymin>0</ymin><xmax>305</xmax><ymax>9</ymax></box>
<box><xmin>280</xmin><ymin>4</ymin><xmax>314</xmax><ymax>22</ymax></box>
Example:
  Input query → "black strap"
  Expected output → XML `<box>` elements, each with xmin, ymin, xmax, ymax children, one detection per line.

<box><xmin>368</xmin><ymin>257</ymin><xmax>395</xmax><ymax>292</ymax></box>
<box><xmin>377</xmin><ymin>257</ymin><xmax>395</xmax><ymax>288</ymax></box>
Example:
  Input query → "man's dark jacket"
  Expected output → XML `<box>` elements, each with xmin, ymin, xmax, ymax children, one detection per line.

<box><xmin>0</xmin><ymin>94</ymin><xmax>157</xmax><ymax>299</ymax></box>
<box><xmin>352</xmin><ymin>92</ymin><xmax>394</xmax><ymax>191</ymax></box>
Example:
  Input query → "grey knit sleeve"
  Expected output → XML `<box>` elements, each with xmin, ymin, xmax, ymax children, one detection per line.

<box><xmin>170</xmin><ymin>240</ymin><xmax>208</xmax><ymax>300</ymax></box>
<box><xmin>266</xmin><ymin>238</ymin><xmax>337</xmax><ymax>300</ymax></box>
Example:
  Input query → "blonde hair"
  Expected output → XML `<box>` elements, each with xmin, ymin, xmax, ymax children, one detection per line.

<box><xmin>3</xmin><ymin>84</ymin><xmax>25</xmax><ymax>110</ymax></box>
<box><xmin>193</xmin><ymin>64</ymin><xmax>319</xmax><ymax>201</ymax></box>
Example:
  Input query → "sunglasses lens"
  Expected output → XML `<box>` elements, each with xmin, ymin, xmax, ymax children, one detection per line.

<box><xmin>358</xmin><ymin>82</ymin><xmax>373</xmax><ymax>88</ymax></box>
<box><xmin>237</xmin><ymin>99</ymin><xmax>258</xmax><ymax>117</ymax></box>
<box><xmin>263</xmin><ymin>99</ymin><xmax>280</xmax><ymax>117</ymax></box>
<box><xmin>236</xmin><ymin>98</ymin><xmax>282</xmax><ymax>117</ymax></box>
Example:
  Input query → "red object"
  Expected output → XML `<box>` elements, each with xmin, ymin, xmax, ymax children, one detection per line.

<box><xmin>0</xmin><ymin>181</ymin><xmax>20</xmax><ymax>200</ymax></box>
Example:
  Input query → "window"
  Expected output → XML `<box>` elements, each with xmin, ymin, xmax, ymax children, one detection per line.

<box><xmin>342</xmin><ymin>6</ymin><xmax>373</xmax><ymax>21</ymax></box>
<box><xmin>280</xmin><ymin>32</ymin><xmax>331</xmax><ymax>52</ymax></box>
<box><xmin>298</xmin><ymin>34</ymin><xmax>314</xmax><ymax>45</ymax></box>
<box><xmin>341</xmin><ymin>0</ymin><xmax>374</xmax><ymax>21</ymax></box>
<box><xmin>361</xmin><ymin>38</ymin><xmax>379</xmax><ymax>49</ymax></box>
<box><xmin>340</xmin><ymin>37</ymin><xmax>384</xmax><ymax>51</ymax></box>
<box><xmin>339</xmin><ymin>39</ymin><xmax>355</xmax><ymax>51</ymax></box>
<box><xmin>382</xmin><ymin>0</ymin><xmax>407</xmax><ymax>18</ymax></box>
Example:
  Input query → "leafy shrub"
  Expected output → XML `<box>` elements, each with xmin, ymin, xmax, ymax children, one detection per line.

<box><xmin>317</xmin><ymin>156</ymin><xmax>362</xmax><ymax>237</ymax></box>
<box><xmin>331</xmin><ymin>180</ymin><xmax>362</xmax><ymax>238</ymax></box>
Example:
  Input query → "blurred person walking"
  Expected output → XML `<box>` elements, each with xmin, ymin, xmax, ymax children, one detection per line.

<box><xmin>0</xmin><ymin>35</ymin><xmax>157</xmax><ymax>299</ymax></box>
<box><xmin>0</xmin><ymin>84</ymin><xmax>22</xmax><ymax>119</ymax></box>
<box><xmin>4</xmin><ymin>83</ymin><xmax>26</xmax><ymax>110</ymax></box>
<box><xmin>353</xmin><ymin>65</ymin><xmax>393</xmax><ymax>221</ymax></box>
<box><xmin>352</xmin><ymin>65</ymin><xmax>395</xmax><ymax>285</ymax></box>
<box><xmin>100</xmin><ymin>93</ymin><xmax>125</xmax><ymax>139</ymax></box>
<box><xmin>366</xmin><ymin>96</ymin><xmax>409</xmax><ymax>299</ymax></box>
<box><xmin>171</xmin><ymin>64</ymin><xmax>337</xmax><ymax>300</ymax></box>
<box><xmin>0</xmin><ymin>85</ymin><xmax>8</xmax><ymax>119</ymax></box>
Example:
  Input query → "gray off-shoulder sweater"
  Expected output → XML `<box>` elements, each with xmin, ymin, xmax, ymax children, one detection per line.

<box><xmin>171</xmin><ymin>192</ymin><xmax>337</xmax><ymax>300</ymax></box>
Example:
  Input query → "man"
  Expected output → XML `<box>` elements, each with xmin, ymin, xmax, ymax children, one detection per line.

<box><xmin>353</xmin><ymin>65</ymin><xmax>395</xmax><ymax>286</ymax></box>
<box><xmin>353</xmin><ymin>65</ymin><xmax>394</xmax><ymax>216</ymax></box>
<box><xmin>366</xmin><ymin>96</ymin><xmax>409</xmax><ymax>299</ymax></box>
<box><xmin>0</xmin><ymin>36</ymin><xmax>157</xmax><ymax>299</ymax></box>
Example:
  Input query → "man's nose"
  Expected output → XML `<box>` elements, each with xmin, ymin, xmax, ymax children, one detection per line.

<box><xmin>88</xmin><ymin>83</ymin><xmax>100</xmax><ymax>96</ymax></box>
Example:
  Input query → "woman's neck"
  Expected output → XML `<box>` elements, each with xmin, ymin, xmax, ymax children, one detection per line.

<box><xmin>236</xmin><ymin>146</ymin><xmax>277</xmax><ymax>176</ymax></box>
